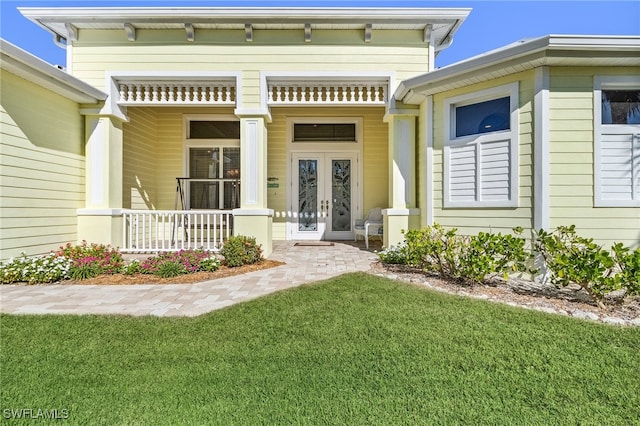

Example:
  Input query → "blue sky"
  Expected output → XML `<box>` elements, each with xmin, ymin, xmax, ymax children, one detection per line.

<box><xmin>1</xmin><ymin>1</ymin><xmax>638</xmax><ymax>68</ymax></box>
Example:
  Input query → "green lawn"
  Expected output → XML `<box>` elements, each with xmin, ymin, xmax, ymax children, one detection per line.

<box><xmin>1</xmin><ymin>272</ymin><xmax>639</xmax><ymax>425</ymax></box>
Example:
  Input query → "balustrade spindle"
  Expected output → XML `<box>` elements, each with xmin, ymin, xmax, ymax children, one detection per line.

<box><xmin>119</xmin><ymin>84</ymin><xmax>127</xmax><ymax>103</ymax></box>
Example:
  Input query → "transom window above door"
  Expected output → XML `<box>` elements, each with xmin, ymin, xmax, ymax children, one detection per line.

<box><xmin>293</xmin><ymin>123</ymin><xmax>357</xmax><ymax>142</ymax></box>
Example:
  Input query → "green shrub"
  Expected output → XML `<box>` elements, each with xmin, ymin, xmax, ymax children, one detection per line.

<box><xmin>461</xmin><ymin>228</ymin><xmax>535</xmax><ymax>284</ymax></box>
<box><xmin>154</xmin><ymin>261</ymin><xmax>187</xmax><ymax>278</ymax></box>
<box><xmin>612</xmin><ymin>244</ymin><xmax>640</xmax><ymax>295</ymax></box>
<box><xmin>69</xmin><ymin>262</ymin><xmax>102</xmax><ymax>280</ymax></box>
<box><xmin>378</xmin><ymin>224</ymin><xmax>534</xmax><ymax>285</ymax></box>
<box><xmin>377</xmin><ymin>244</ymin><xmax>409</xmax><ymax>264</ymax></box>
<box><xmin>120</xmin><ymin>260</ymin><xmax>141</xmax><ymax>275</ymax></box>
<box><xmin>533</xmin><ymin>226</ymin><xmax>633</xmax><ymax>304</ymax></box>
<box><xmin>403</xmin><ymin>225</ymin><xmax>465</xmax><ymax>277</ymax></box>
<box><xmin>220</xmin><ymin>235</ymin><xmax>263</xmax><ymax>267</ymax></box>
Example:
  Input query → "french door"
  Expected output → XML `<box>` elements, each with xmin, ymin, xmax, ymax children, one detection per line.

<box><xmin>291</xmin><ymin>152</ymin><xmax>357</xmax><ymax>240</ymax></box>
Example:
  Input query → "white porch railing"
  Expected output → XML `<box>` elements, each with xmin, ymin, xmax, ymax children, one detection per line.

<box><xmin>117</xmin><ymin>82</ymin><xmax>236</xmax><ymax>105</ymax></box>
<box><xmin>267</xmin><ymin>82</ymin><xmax>387</xmax><ymax>105</ymax></box>
<box><xmin>121</xmin><ymin>210</ymin><xmax>233</xmax><ymax>253</ymax></box>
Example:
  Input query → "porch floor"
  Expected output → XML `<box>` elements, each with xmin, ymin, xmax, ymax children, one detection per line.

<box><xmin>0</xmin><ymin>240</ymin><xmax>381</xmax><ymax>317</ymax></box>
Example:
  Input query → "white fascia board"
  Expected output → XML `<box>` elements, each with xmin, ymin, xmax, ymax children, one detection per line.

<box><xmin>19</xmin><ymin>7</ymin><xmax>471</xmax><ymax>23</ymax></box>
<box><xmin>0</xmin><ymin>39</ymin><xmax>106</xmax><ymax>103</ymax></box>
<box><xmin>396</xmin><ymin>34</ymin><xmax>640</xmax><ymax>103</ymax></box>
<box><xmin>19</xmin><ymin>7</ymin><xmax>470</xmax><ymax>43</ymax></box>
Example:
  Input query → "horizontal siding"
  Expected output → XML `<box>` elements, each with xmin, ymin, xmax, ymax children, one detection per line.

<box><xmin>0</xmin><ymin>71</ymin><xmax>85</xmax><ymax>260</ymax></box>
<box><xmin>548</xmin><ymin>67</ymin><xmax>640</xmax><ymax>249</ymax></box>
<box><xmin>70</xmin><ymin>42</ymin><xmax>430</xmax><ymax>106</ymax></box>
<box><xmin>0</xmin><ymin>70</ymin><xmax>83</xmax><ymax>155</ymax></box>
<box><xmin>430</xmin><ymin>72</ymin><xmax>535</xmax><ymax>236</ymax></box>
<box><xmin>123</xmin><ymin>108</ymin><xmax>159</xmax><ymax>210</ymax></box>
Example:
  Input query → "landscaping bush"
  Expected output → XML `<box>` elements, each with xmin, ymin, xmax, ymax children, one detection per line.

<box><xmin>154</xmin><ymin>261</ymin><xmax>187</xmax><ymax>278</ymax></box>
<box><xmin>139</xmin><ymin>250</ymin><xmax>221</xmax><ymax>276</ymax></box>
<box><xmin>0</xmin><ymin>253</ymin><xmax>72</xmax><ymax>284</ymax></box>
<box><xmin>534</xmin><ymin>226</ymin><xmax>639</xmax><ymax>303</ymax></box>
<box><xmin>461</xmin><ymin>228</ymin><xmax>534</xmax><ymax>284</ymax></box>
<box><xmin>220</xmin><ymin>235</ymin><xmax>263</xmax><ymax>267</ymax></box>
<box><xmin>58</xmin><ymin>241</ymin><xmax>123</xmax><ymax>279</ymax></box>
<box><xmin>382</xmin><ymin>224</ymin><xmax>534</xmax><ymax>285</ymax></box>
<box><xmin>377</xmin><ymin>244</ymin><xmax>410</xmax><ymax>265</ymax></box>
<box><xmin>0</xmin><ymin>246</ymin><xmax>221</xmax><ymax>284</ymax></box>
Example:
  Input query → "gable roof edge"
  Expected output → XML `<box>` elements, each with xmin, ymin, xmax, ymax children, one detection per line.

<box><xmin>0</xmin><ymin>39</ymin><xmax>106</xmax><ymax>104</ymax></box>
<box><xmin>396</xmin><ymin>34</ymin><xmax>640</xmax><ymax>103</ymax></box>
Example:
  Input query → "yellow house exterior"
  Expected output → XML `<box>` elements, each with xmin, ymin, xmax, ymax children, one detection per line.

<box><xmin>0</xmin><ymin>39</ymin><xmax>106</xmax><ymax>261</ymax></box>
<box><xmin>397</xmin><ymin>35</ymin><xmax>640</xmax><ymax>248</ymax></box>
<box><xmin>8</xmin><ymin>7</ymin><xmax>470</xmax><ymax>258</ymax></box>
<box><xmin>1</xmin><ymin>8</ymin><xmax>638</xmax><ymax>262</ymax></box>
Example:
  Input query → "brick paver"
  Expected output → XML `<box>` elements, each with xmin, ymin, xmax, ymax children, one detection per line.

<box><xmin>0</xmin><ymin>241</ymin><xmax>379</xmax><ymax>317</ymax></box>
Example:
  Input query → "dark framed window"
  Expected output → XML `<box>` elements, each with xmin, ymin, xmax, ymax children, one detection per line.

<box><xmin>293</xmin><ymin>123</ymin><xmax>356</xmax><ymax>142</ymax></box>
<box><xmin>455</xmin><ymin>96</ymin><xmax>510</xmax><ymax>138</ymax></box>
<box><xmin>602</xmin><ymin>90</ymin><xmax>640</xmax><ymax>124</ymax></box>
<box><xmin>189</xmin><ymin>121</ymin><xmax>240</xmax><ymax>139</ymax></box>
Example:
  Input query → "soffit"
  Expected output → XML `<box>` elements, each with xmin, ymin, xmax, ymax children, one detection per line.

<box><xmin>19</xmin><ymin>7</ymin><xmax>470</xmax><ymax>48</ymax></box>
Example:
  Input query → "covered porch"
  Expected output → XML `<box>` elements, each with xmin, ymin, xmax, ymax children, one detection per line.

<box><xmin>80</xmin><ymin>73</ymin><xmax>421</xmax><ymax>255</ymax></box>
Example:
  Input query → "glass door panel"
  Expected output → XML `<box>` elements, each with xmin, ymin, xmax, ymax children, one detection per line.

<box><xmin>330</xmin><ymin>159</ymin><xmax>352</xmax><ymax>233</ymax></box>
<box><xmin>291</xmin><ymin>153</ymin><xmax>357</xmax><ymax>240</ymax></box>
<box><xmin>298</xmin><ymin>159</ymin><xmax>319</xmax><ymax>231</ymax></box>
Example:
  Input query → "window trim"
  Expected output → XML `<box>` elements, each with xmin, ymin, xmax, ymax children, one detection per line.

<box><xmin>443</xmin><ymin>82</ymin><xmax>519</xmax><ymax>208</ymax></box>
<box><xmin>594</xmin><ymin>76</ymin><xmax>640</xmax><ymax>207</ymax></box>
<box><xmin>183</xmin><ymin>114</ymin><xmax>240</xmax><ymax>209</ymax></box>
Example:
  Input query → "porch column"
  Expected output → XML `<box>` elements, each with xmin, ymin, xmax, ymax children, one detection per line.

<box><xmin>233</xmin><ymin>115</ymin><xmax>274</xmax><ymax>256</ymax></box>
<box><xmin>77</xmin><ymin>114</ymin><xmax>124</xmax><ymax>248</ymax></box>
<box><xmin>383</xmin><ymin>113</ymin><xmax>420</xmax><ymax>247</ymax></box>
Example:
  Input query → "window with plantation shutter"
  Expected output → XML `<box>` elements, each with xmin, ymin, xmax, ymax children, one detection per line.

<box><xmin>594</xmin><ymin>77</ymin><xmax>640</xmax><ymax>207</ymax></box>
<box><xmin>444</xmin><ymin>83</ymin><xmax>519</xmax><ymax>208</ymax></box>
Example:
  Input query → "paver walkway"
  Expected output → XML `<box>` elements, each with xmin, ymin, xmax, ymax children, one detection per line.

<box><xmin>0</xmin><ymin>241</ymin><xmax>379</xmax><ymax>317</ymax></box>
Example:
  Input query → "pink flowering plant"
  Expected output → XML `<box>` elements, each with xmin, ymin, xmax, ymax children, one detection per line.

<box><xmin>57</xmin><ymin>241</ymin><xmax>123</xmax><ymax>280</ymax></box>
<box><xmin>137</xmin><ymin>250</ymin><xmax>221</xmax><ymax>278</ymax></box>
<box><xmin>1</xmin><ymin>243</ymin><xmax>220</xmax><ymax>284</ymax></box>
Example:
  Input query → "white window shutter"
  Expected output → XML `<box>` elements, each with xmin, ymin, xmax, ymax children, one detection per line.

<box><xmin>598</xmin><ymin>133</ymin><xmax>637</xmax><ymax>203</ymax></box>
<box><xmin>448</xmin><ymin>143</ymin><xmax>477</xmax><ymax>203</ymax></box>
<box><xmin>479</xmin><ymin>139</ymin><xmax>511</xmax><ymax>202</ymax></box>
<box><xmin>446</xmin><ymin>138</ymin><xmax>514</xmax><ymax>207</ymax></box>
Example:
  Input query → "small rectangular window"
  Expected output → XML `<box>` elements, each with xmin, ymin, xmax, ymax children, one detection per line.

<box><xmin>189</xmin><ymin>121</ymin><xmax>240</xmax><ymax>139</ymax></box>
<box><xmin>455</xmin><ymin>96</ymin><xmax>510</xmax><ymax>138</ymax></box>
<box><xmin>602</xmin><ymin>90</ymin><xmax>640</xmax><ymax>124</ymax></box>
<box><xmin>293</xmin><ymin>123</ymin><xmax>356</xmax><ymax>142</ymax></box>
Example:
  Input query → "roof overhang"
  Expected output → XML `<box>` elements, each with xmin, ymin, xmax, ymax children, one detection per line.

<box><xmin>396</xmin><ymin>35</ymin><xmax>640</xmax><ymax>104</ymax></box>
<box><xmin>0</xmin><ymin>39</ymin><xmax>106</xmax><ymax>104</ymax></box>
<box><xmin>19</xmin><ymin>7</ymin><xmax>470</xmax><ymax>50</ymax></box>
